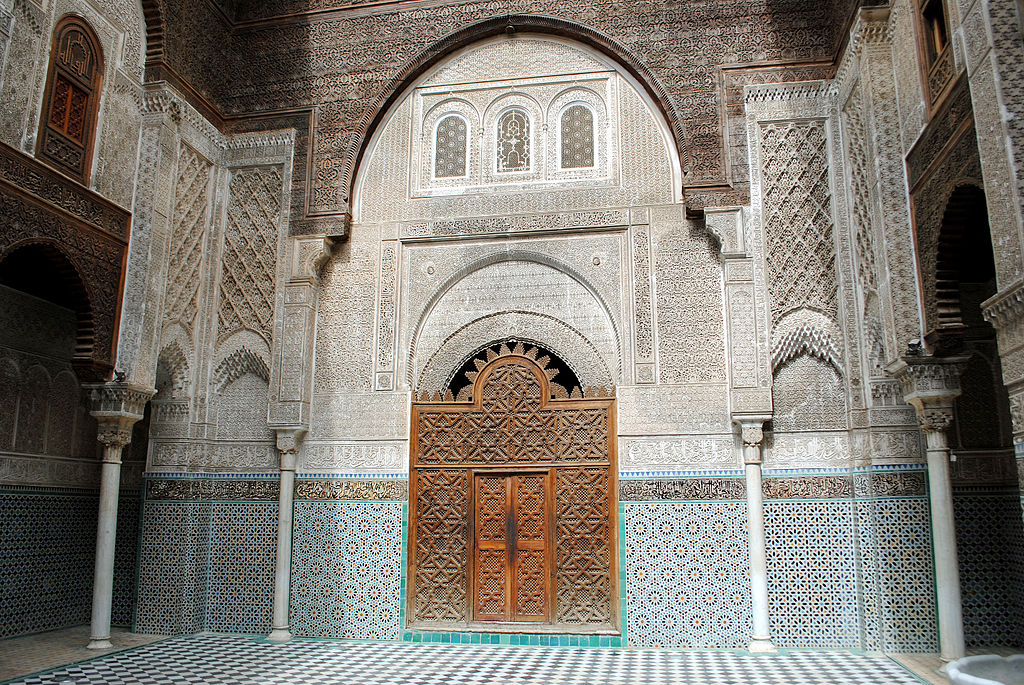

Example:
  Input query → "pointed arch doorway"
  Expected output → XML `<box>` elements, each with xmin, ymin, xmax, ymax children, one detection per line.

<box><xmin>408</xmin><ymin>342</ymin><xmax>618</xmax><ymax>632</ymax></box>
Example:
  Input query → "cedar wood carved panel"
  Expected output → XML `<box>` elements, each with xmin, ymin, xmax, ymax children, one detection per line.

<box><xmin>409</xmin><ymin>343</ymin><xmax>617</xmax><ymax>631</ymax></box>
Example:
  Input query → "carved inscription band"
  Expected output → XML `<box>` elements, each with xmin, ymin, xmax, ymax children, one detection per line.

<box><xmin>145</xmin><ymin>479</ymin><xmax>280</xmax><ymax>501</ymax></box>
<box><xmin>295</xmin><ymin>479</ymin><xmax>408</xmax><ymax>501</ymax></box>
<box><xmin>145</xmin><ymin>478</ymin><xmax>410</xmax><ymax>501</ymax></box>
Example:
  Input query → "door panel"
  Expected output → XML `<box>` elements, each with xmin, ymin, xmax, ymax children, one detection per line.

<box><xmin>473</xmin><ymin>472</ymin><xmax>550</xmax><ymax>622</ymax></box>
<box><xmin>474</xmin><ymin>475</ymin><xmax>510</xmax><ymax>620</ymax></box>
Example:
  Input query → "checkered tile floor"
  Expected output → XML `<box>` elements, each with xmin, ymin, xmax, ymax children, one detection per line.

<box><xmin>4</xmin><ymin>633</ymin><xmax>925</xmax><ymax>685</ymax></box>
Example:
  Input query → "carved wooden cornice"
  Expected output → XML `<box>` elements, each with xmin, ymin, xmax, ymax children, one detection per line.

<box><xmin>0</xmin><ymin>141</ymin><xmax>130</xmax><ymax>240</ymax></box>
<box><xmin>982</xmin><ymin>279</ymin><xmax>1024</xmax><ymax>329</ymax></box>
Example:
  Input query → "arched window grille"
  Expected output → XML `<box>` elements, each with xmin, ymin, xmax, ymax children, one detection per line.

<box><xmin>496</xmin><ymin>109</ymin><xmax>530</xmax><ymax>172</ymax></box>
<box><xmin>434</xmin><ymin>115</ymin><xmax>468</xmax><ymax>178</ymax></box>
<box><xmin>38</xmin><ymin>16</ymin><xmax>104</xmax><ymax>183</ymax></box>
<box><xmin>560</xmin><ymin>105</ymin><xmax>594</xmax><ymax>169</ymax></box>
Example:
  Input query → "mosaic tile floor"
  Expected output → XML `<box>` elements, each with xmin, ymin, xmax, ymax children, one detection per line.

<box><xmin>2</xmin><ymin>633</ymin><xmax>929</xmax><ymax>685</ymax></box>
<box><xmin>0</xmin><ymin>626</ymin><xmax>165</xmax><ymax>682</ymax></box>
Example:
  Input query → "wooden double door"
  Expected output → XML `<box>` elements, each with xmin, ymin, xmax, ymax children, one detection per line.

<box><xmin>472</xmin><ymin>471</ymin><xmax>552</xmax><ymax>622</ymax></box>
<box><xmin>409</xmin><ymin>348</ymin><xmax>617</xmax><ymax>631</ymax></box>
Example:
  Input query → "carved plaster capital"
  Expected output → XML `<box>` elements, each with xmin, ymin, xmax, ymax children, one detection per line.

<box><xmin>982</xmin><ymin>279</ymin><xmax>1024</xmax><ymax>329</ymax></box>
<box><xmin>741</xmin><ymin>424</ymin><xmax>765</xmax><ymax>448</ymax></box>
<box><xmin>734</xmin><ymin>417</ymin><xmax>769</xmax><ymax>465</ymax></box>
<box><xmin>274</xmin><ymin>427</ymin><xmax>307</xmax><ymax>471</ymax></box>
<box><xmin>84</xmin><ymin>383</ymin><xmax>154</xmax><ymax>462</ymax></box>
<box><xmin>85</xmin><ymin>381</ymin><xmax>155</xmax><ymax>419</ymax></box>
<box><xmin>884</xmin><ymin>354</ymin><xmax>967</xmax><ymax>435</ymax></box>
<box><xmin>918</xmin><ymin>407</ymin><xmax>955</xmax><ymax>434</ymax></box>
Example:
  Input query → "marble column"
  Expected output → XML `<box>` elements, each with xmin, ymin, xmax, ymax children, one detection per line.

<box><xmin>886</xmin><ymin>354</ymin><xmax>968</xmax><ymax>661</ymax></box>
<box><xmin>84</xmin><ymin>382</ymin><xmax>153</xmax><ymax>649</ymax></box>
<box><xmin>268</xmin><ymin>427</ymin><xmax>305</xmax><ymax>642</ymax></box>
<box><xmin>739</xmin><ymin>419</ymin><xmax>776</xmax><ymax>654</ymax></box>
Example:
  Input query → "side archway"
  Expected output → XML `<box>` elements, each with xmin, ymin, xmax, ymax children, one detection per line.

<box><xmin>0</xmin><ymin>240</ymin><xmax>99</xmax><ymax>380</ymax></box>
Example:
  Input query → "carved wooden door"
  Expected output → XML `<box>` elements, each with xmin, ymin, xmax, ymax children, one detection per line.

<box><xmin>473</xmin><ymin>472</ymin><xmax>551</xmax><ymax>622</ymax></box>
<box><xmin>409</xmin><ymin>343</ymin><xmax>617</xmax><ymax>631</ymax></box>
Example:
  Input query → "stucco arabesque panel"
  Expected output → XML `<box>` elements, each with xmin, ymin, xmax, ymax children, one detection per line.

<box><xmin>398</xmin><ymin>233</ymin><xmax>626</xmax><ymax>390</ymax></box>
<box><xmin>355</xmin><ymin>56</ymin><xmax>675</xmax><ymax>226</ymax></box>
<box><xmin>410</xmin><ymin>258</ymin><xmax>620</xmax><ymax>391</ymax></box>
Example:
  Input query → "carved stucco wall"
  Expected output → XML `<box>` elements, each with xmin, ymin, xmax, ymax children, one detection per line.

<box><xmin>309</xmin><ymin>36</ymin><xmax>740</xmax><ymax>474</ymax></box>
<box><xmin>0</xmin><ymin>0</ymin><xmax>145</xmax><ymax>209</ymax></box>
<box><xmin>137</xmin><ymin>86</ymin><xmax>296</xmax><ymax>474</ymax></box>
<box><xmin>147</xmin><ymin>0</ymin><xmax>858</xmax><ymax>221</ymax></box>
<box><xmin>0</xmin><ymin>285</ymin><xmax>102</xmax><ymax>486</ymax></box>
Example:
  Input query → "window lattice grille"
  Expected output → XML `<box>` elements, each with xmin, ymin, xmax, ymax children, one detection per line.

<box><xmin>560</xmin><ymin>105</ymin><xmax>594</xmax><ymax>169</ymax></box>
<box><xmin>434</xmin><ymin>115</ymin><xmax>467</xmax><ymax>178</ymax></box>
<box><xmin>497</xmin><ymin>109</ymin><xmax>530</xmax><ymax>172</ymax></box>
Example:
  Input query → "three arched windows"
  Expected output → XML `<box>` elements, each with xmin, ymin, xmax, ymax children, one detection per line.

<box><xmin>431</xmin><ymin>103</ymin><xmax>597</xmax><ymax>180</ymax></box>
<box><xmin>38</xmin><ymin>16</ymin><xmax>103</xmax><ymax>183</ymax></box>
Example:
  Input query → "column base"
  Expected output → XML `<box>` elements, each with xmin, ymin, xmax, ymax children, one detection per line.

<box><xmin>267</xmin><ymin>628</ymin><xmax>293</xmax><ymax>642</ymax></box>
<box><xmin>87</xmin><ymin>638</ymin><xmax>113</xmax><ymax>650</ymax></box>
<box><xmin>748</xmin><ymin>637</ymin><xmax>777</xmax><ymax>654</ymax></box>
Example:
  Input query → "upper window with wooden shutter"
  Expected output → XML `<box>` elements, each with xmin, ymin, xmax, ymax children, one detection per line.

<box><xmin>38</xmin><ymin>16</ymin><xmax>103</xmax><ymax>183</ymax></box>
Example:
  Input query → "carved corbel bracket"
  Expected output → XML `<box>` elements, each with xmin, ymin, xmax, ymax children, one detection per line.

<box><xmin>704</xmin><ymin>206</ymin><xmax>745</xmax><ymax>256</ymax></box>
<box><xmin>885</xmin><ymin>354</ymin><xmax>968</xmax><ymax>433</ymax></box>
<box><xmin>290</xmin><ymin>235</ymin><xmax>335</xmax><ymax>284</ymax></box>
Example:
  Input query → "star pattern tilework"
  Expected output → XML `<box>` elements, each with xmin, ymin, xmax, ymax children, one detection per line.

<box><xmin>290</xmin><ymin>501</ymin><xmax>404</xmax><ymax>640</ymax></box>
<box><xmin>764</xmin><ymin>500</ymin><xmax>858</xmax><ymax>649</ymax></box>
<box><xmin>624</xmin><ymin>501</ymin><xmax>752</xmax><ymax>648</ymax></box>
<box><xmin>857</xmin><ymin>498</ymin><xmax>938</xmax><ymax>653</ymax></box>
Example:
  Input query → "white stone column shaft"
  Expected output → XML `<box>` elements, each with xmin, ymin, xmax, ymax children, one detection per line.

<box><xmin>268</xmin><ymin>430</ymin><xmax>303</xmax><ymax>642</ymax></box>
<box><xmin>885</xmin><ymin>355</ymin><xmax>968</xmax><ymax>661</ymax></box>
<box><xmin>740</xmin><ymin>421</ymin><xmax>776</xmax><ymax>654</ymax></box>
<box><xmin>88</xmin><ymin>441</ymin><xmax>125</xmax><ymax>649</ymax></box>
<box><xmin>923</xmin><ymin>423</ymin><xmax>966</xmax><ymax>660</ymax></box>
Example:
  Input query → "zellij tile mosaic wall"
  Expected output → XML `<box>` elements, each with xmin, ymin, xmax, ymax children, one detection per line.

<box><xmin>1</xmin><ymin>486</ymin><xmax>138</xmax><ymax>639</ymax></box>
<box><xmin>134</xmin><ymin>476</ymin><xmax>277</xmax><ymax>635</ymax></box>
<box><xmin>127</xmin><ymin>466</ymin><xmax>1024</xmax><ymax>651</ymax></box>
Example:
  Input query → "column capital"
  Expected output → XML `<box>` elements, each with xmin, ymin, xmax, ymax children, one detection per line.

<box><xmin>83</xmin><ymin>382</ymin><xmax>155</xmax><ymax>461</ymax></box>
<box><xmin>274</xmin><ymin>427</ymin><xmax>307</xmax><ymax>471</ymax></box>
<box><xmin>733</xmin><ymin>416</ymin><xmax>770</xmax><ymax>446</ymax></box>
<box><xmin>919</xmin><ymin>406</ymin><xmax>956</xmax><ymax>434</ymax></box>
<box><xmin>884</xmin><ymin>354</ymin><xmax>968</xmax><ymax>428</ymax></box>
<box><xmin>85</xmin><ymin>381</ymin><xmax>155</xmax><ymax>420</ymax></box>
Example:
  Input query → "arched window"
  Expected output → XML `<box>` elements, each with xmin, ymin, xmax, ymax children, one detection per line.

<box><xmin>37</xmin><ymin>16</ymin><xmax>103</xmax><ymax>183</ymax></box>
<box><xmin>560</xmin><ymin>105</ymin><xmax>594</xmax><ymax>169</ymax></box>
<box><xmin>496</xmin><ymin>109</ymin><xmax>530</xmax><ymax>172</ymax></box>
<box><xmin>434</xmin><ymin>114</ymin><xmax>467</xmax><ymax>178</ymax></box>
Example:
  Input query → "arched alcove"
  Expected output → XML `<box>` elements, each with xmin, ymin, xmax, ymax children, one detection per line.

<box><xmin>929</xmin><ymin>185</ymin><xmax>1013</xmax><ymax>449</ymax></box>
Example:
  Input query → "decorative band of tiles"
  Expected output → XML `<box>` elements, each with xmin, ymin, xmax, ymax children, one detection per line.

<box><xmin>765</xmin><ymin>476</ymin><xmax>852</xmax><ymax>499</ymax></box>
<box><xmin>145</xmin><ymin>479</ymin><xmax>280</xmax><ymax>501</ymax></box>
<box><xmin>619</xmin><ymin>473</ymin><xmax>927</xmax><ymax>501</ymax></box>
<box><xmin>294</xmin><ymin>479</ymin><xmax>409</xmax><ymax>501</ymax></box>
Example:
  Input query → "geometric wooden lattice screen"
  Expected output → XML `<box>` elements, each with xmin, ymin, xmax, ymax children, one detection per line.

<box><xmin>409</xmin><ymin>343</ymin><xmax>618</xmax><ymax>631</ymax></box>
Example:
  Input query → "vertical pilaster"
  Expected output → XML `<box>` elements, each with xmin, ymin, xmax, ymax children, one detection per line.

<box><xmin>737</xmin><ymin>418</ymin><xmax>776</xmax><ymax>654</ymax></box>
<box><xmin>886</xmin><ymin>354</ymin><xmax>968</xmax><ymax>660</ymax></box>
<box><xmin>268</xmin><ymin>427</ymin><xmax>304</xmax><ymax>642</ymax></box>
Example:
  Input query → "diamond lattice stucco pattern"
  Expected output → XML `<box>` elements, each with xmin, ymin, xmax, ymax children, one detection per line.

<box><xmin>218</xmin><ymin>166</ymin><xmax>283</xmax><ymax>344</ymax></box>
